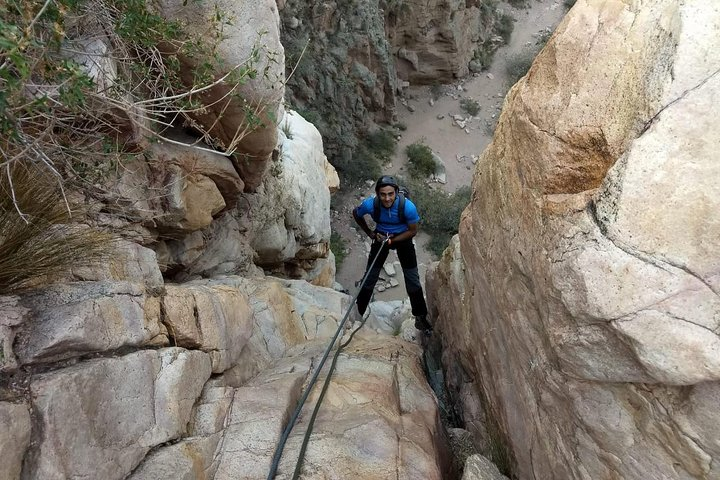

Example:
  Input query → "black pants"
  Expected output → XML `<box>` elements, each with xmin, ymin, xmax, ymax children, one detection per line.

<box><xmin>356</xmin><ymin>238</ymin><xmax>428</xmax><ymax>317</ymax></box>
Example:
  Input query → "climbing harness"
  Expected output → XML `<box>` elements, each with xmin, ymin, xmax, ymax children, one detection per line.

<box><xmin>267</xmin><ymin>237</ymin><xmax>390</xmax><ymax>480</ymax></box>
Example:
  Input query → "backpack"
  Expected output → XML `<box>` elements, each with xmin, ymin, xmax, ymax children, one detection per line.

<box><xmin>372</xmin><ymin>186</ymin><xmax>410</xmax><ymax>225</ymax></box>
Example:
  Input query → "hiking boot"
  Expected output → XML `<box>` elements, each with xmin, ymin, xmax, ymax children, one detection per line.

<box><xmin>414</xmin><ymin>315</ymin><xmax>433</xmax><ymax>334</ymax></box>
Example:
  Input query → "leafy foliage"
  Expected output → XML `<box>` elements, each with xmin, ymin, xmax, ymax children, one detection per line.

<box><xmin>405</xmin><ymin>142</ymin><xmax>436</xmax><ymax>179</ymax></box>
<box><xmin>0</xmin><ymin>0</ymin><xmax>269</xmax><ymax>292</ymax></box>
<box><xmin>334</xmin><ymin>129</ymin><xmax>397</xmax><ymax>188</ymax></box>
<box><xmin>330</xmin><ymin>231</ymin><xmax>347</xmax><ymax>270</ymax></box>
<box><xmin>506</xmin><ymin>49</ymin><xmax>537</xmax><ymax>85</ymax></box>
<box><xmin>401</xmin><ymin>178</ymin><xmax>471</xmax><ymax>257</ymax></box>
<box><xmin>460</xmin><ymin>98</ymin><xmax>481</xmax><ymax>117</ymax></box>
<box><xmin>366</xmin><ymin>129</ymin><xmax>397</xmax><ymax>161</ymax></box>
<box><xmin>497</xmin><ymin>13</ymin><xmax>515</xmax><ymax>44</ymax></box>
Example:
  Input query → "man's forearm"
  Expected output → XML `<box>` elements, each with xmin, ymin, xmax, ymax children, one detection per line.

<box><xmin>388</xmin><ymin>229</ymin><xmax>416</xmax><ymax>244</ymax></box>
<box><xmin>353</xmin><ymin>210</ymin><xmax>374</xmax><ymax>238</ymax></box>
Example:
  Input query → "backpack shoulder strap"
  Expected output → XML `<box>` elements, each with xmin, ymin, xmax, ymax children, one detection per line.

<box><xmin>372</xmin><ymin>196</ymin><xmax>381</xmax><ymax>223</ymax></box>
<box><xmin>398</xmin><ymin>193</ymin><xmax>406</xmax><ymax>224</ymax></box>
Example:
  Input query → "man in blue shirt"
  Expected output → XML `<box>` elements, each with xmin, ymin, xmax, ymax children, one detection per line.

<box><xmin>352</xmin><ymin>175</ymin><xmax>432</xmax><ymax>333</ymax></box>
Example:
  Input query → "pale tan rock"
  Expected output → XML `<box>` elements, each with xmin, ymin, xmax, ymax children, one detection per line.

<box><xmin>214</xmin><ymin>335</ymin><xmax>445</xmax><ymax>480</ymax></box>
<box><xmin>306</xmin><ymin>251</ymin><xmax>336</xmax><ymax>288</ymax></box>
<box><xmin>0</xmin><ymin>296</ymin><xmax>29</xmax><ymax>372</ymax></box>
<box><xmin>248</xmin><ymin>110</ymin><xmax>334</xmax><ymax>276</ymax></box>
<box><xmin>127</xmin><ymin>381</ymin><xmax>232</xmax><ymax>480</ymax></box>
<box><xmin>15</xmin><ymin>282</ymin><xmax>166</xmax><ymax>365</ymax></box>
<box><xmin>127</xmin><ymin>435</ymin><xmax>222</xmax><ymax>480</ymax></box>
<box><xmin>149</xmin><ymin>138</ymin><xmax>244</xmax><ymax>207</ymax></box>
<box><xmin>0</xmin><ymin>402</ymin><xmax>31</xmax><ymax>480</ymax></box>
<box><xmin>26</xmin><ymin>348</ymin><xmax>211</xmax><ymax>480</ymax></box>
<box><xmin>72</xmin><ymin>239</ymin><xmax>164</xmax><ymax>288</ymax></box>
<box><xmin>429</xmin><ymin>1</ymin><xmax>720</xmax><ymax>479</ymax></box>
<box><xmin>179</xmin><ymin>174</ymin><xmax>226</xmax><ymax>231</ymax></box>
<box><xmin>462</xmin><ymin>454</ymin><xmax>509</xmax><ymax>480</ymax></box>
<box><xmin>277</xmin><ymin>336</ymin><xmax>445</xmax><ymax>479</ymax></box>
<box><xmin>163</xmin><ymin>282</ymin><xmax>253</xmax><ymax>373</ymax></box>
<box><xmin>178</xmin><ymin>213</ymin><xmax>261</xmax><ymax>278</ymax></box>
<box><xmin>155</xmin><ymin>0</ymin><xmax>285</xmax><ymax>191</ymax></box>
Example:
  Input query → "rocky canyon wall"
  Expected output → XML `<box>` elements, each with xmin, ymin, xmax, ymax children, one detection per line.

<box><xmin>428</xmin><ymin>0</ymin><xmax>720</xmax><ymax>478</ymax></box>
<box><xmin>0</xmin><ymin>1</ymin><xmax>450</xmax><ymax>478</ymax></box>
<box><xmin>279</xmin><ymin>0</ymin><xmax>501</xmax><ymax>165</ymax></box>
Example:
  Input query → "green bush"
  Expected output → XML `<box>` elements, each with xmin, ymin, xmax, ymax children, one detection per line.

<box><xmin>430</xmin><ymin>84</ymin><xmax>444</xmax><ymax>100</ymax></box>
<box><xmin>507</xmin><ymin>0</ymin><xmax>529</xmax><ymax>8</ymax></box>
<box><xmin>334</xmin><ymin>144</ymin><xmax>382</xmax><ymax>188</ymax></box>
<box><xmin>405</xmin><ymin>142</ymin><xmax>436</xmax><ymax>179</ymax></box>
<box><xmin>334</xmin><ymin>129</ymin><xmax>398</xmax><ymax>187</ymax></box>
<box><xmin>497</xmin><ymin>13</ymin><xmax>515</xmax><ymax>44</ymax></box>
<box><xmin>460</xmin><ymin>98</ymin><xmax>481</xmax><ymax>117</ymax></box>
<box><xmin>297</xmin><ymin>108</ymin><xmax>320</xmax><ymax>125</ymax></box>
<box><xmin>366</xmin><ymin>130</ymin><xmax>397</xmax><ymax>161</ymax></box>
<box><xmin>479</xmin><ymin>0</ymin><xmax>498</xmax><ymax>23</ymax></box>
<box><xmin>427</xmin><ymin>232</ymin><xmax>454</xmax><ymax>259</ymax></box>
<box><xmin>402</xmin><ymin>179</ymin><xmax>471</xmax><ymax>258</ymax></box>
<box><xmin>506</xmin><ymin>49</ymin><xmax>536</xmax><ymax>85</ymax></box>
<box><xmin>330</xmin><ymin>231</ymin><xmax>347</xmax><ymax>270</ymax></box>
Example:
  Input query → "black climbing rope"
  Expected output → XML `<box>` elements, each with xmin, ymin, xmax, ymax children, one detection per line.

<box><xmin>267</xmin><ymin>237</ymin><xmax>389</xmax><ymax>480</ymax></box>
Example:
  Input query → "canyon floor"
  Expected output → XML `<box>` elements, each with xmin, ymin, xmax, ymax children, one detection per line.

<box><xmin>332</xmin><ymin>0</ymin><xmax>568</xmax><ymax>303</ymax></box>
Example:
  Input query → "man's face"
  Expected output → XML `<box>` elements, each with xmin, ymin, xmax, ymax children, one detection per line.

<box><xmin>378</xmin><ymin>185</ymin><xmax>396</xmax><ymax>208</ymax></box>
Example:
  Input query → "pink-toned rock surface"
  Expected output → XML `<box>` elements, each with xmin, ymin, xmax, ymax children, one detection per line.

<box><xmin>428</xmin><ymin>1</ymin><xmax>720</xmax><ymax>478</ymax></box>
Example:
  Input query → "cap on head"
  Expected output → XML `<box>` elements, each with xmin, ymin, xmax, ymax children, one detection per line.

<box><xmin>375</xmin><ymin>175</ymin><xmax>399</xmax><ymax>193</ymax></box>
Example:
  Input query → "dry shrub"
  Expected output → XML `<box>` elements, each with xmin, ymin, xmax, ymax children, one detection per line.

<box><xmin>0</xmin><ymin>161</ymin><xmax>114</xmax><ymax>293</ymax></box>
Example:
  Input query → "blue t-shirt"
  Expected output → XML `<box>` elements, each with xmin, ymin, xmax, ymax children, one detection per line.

<box><xmin>356</xmin><ymin>195</ymin><xmax>420</xmax><ymax>234</ymax></box>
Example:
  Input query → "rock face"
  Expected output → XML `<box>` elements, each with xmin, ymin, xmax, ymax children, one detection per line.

<box><xmin>386</xmin><ymin>0</ymin><xmax>482</xmax><ymax>83</ymax></box>
<box><xmin>0</xmin><ymin>402</ymin><xmax>31</xmax><ymax>480</ymax></box>
<box><xmin>428</xmin><ymin>1</ymin><xmax>720</xmax><ymax>479</ymax></box>
<box><xmin>280</xmin><ymin>0</ymin><xmax>500</xmax><ymax>164</ymax></box>
<box><xmin>155</xmin><ymin>0</ymin><xmax>285</xmax><ymax>192</ymax></box>
<box><xmin>26</xmin><ymin>348</ymin><xmax>212</xmax><ymax>480</ymax></box>
<box><xmin>104</xmin><ymin>108</ymin><xmax>337</xmax><ymax>284</ymax></box>
<box><xmin>280</xmin><ymin>0</ymin><xmax>397</xmax><ymax>161</ymax></box>
<box><xmin>1</xmin><ymin>276</ymin><xmax>446</xmax><ymax>479</ymax></box>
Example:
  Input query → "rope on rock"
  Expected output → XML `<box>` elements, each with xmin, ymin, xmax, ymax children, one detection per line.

<box><xmin>267</xmin><ymin>237</ymin><xmax>389</xmax><ymax>480</ymax></box>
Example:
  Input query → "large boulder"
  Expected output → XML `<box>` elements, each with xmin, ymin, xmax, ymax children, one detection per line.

<box><xmin>163</xmin><ymin>282</ymin><xmax>254</xmax><ymax>373</ymax></box>
<box><xmin>148</xmin><ymin>137</ymin><xmax>245</xmax><ymax>210</ymax></box>
<box><xmin>14</xmin><ymin>282</ymin><xmax>166</xmax><ymax>365</ymax></box>
<box><xmin>0</xmin><ymin>402</ymin><xmax>31</xmax><ymax>480</ymax></box>
<box><xmin>429</xmin><ymin>1</ymin><xmax>720</xmax><ymax>479</ymax></box>
<box><xmin>24</xmin><ymin>348</ymin><xmax>211</xmax><ymax>479</ymax></box>
<box><xmin>71</xmin><ymin>239</ymin><xmax>164</xmax><ymax>288</ymax></box>
<box><xmin>0</xmin><ymin>296</ymin><xmax>29</xmax><ymax>372</ymax></box>
<box><xmin>213</xmin><ymin>334</ymin><xmax>447</xmax><ymax>480</ymax></box>
<box><xmin>242</xmin><ymin>110</ymin><xmax>337</xmax><ymax>282</ymax></box>
<box><xmin>155</xmin><ymin>0</ymin><xmax>285</xmax><ymax>191</ymax></box>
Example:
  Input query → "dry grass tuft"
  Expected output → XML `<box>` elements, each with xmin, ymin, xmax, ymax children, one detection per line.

<box><xmin>0</xmin><ymin>161</ymin><xmax>115</xmax><ymax>294</ymax></box>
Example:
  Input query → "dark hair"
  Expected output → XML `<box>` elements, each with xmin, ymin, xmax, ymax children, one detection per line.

<box><xmin>375</xmin><ymin>175</ymin><xmax>399</xmax><ymax>193</ymax></box>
